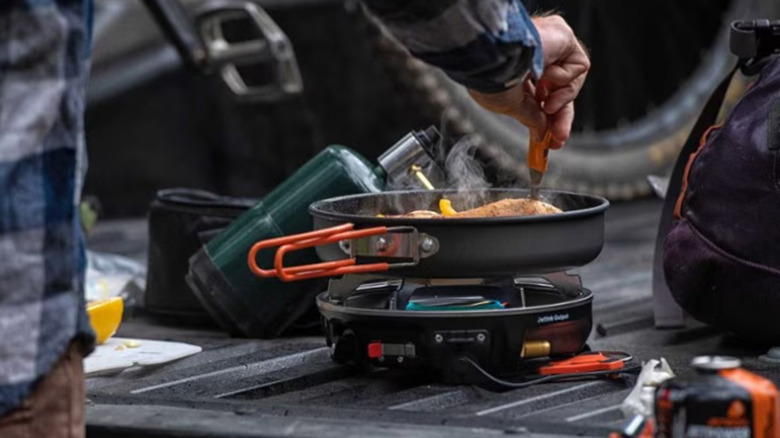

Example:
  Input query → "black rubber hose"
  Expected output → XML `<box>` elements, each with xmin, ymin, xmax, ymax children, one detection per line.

<box><xmin>458</xmin><ymin>356</ymin><xmax>642</xmax><ymax>389</ymax></box>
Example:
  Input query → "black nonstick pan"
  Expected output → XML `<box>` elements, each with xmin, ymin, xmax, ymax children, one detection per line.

<box><xmin>248</xmin><ymin>189</ymin><xmax>608</xmax><ymax>280</ymax></box>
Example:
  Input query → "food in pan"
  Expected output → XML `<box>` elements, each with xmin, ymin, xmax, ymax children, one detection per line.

<box><xmin>444</xmin><ymin>198</ymin><xmax>562</xmax><ymax>218</ymax></box>
<box><xmin>439</xmin><ymin>199</ymin><xmax>458</xmax><ymax>216</ymax></box>
<box><xmin>402</xmin><ymin>210</ymin><xmax>443</xmax><ymax>218</ymax></box>
<box><xmin>386</xmin><ymin>197</ymin><xmax>562</xmax><ymax>219</ymax></box>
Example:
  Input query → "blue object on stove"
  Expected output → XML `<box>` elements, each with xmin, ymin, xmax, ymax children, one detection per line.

<box><xmin>405</xmin><ymin>297</ymin><xmax>505</xmax><ymax>311</ymax></box>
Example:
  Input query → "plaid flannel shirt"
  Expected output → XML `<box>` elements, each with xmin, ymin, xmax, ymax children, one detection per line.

<box><xmin>363</xmin><ymin>0</ymin><xmax>543</xmax><ymax>92</ymax></box>
<box><xmin>0</xmin><ymin>0</ymin><xmax>94</xmax><ymax>418</ymax></box>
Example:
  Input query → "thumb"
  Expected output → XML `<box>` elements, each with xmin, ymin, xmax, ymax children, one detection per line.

<box><xmin>512</xmin><ymin>98</ymin><xmax>547</xmax><ymax>142</ymax></box>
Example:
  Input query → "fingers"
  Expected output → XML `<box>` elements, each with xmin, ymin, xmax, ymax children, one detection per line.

<box><xmin>529</xmin><ymin>15</ymin><xmax>589</xmax><ymax>149</ymax></box>
<box><xmin>467</xmin><ymin>84</ymin><xmax>527</xmax><ymax>116</ymax></box>
<box><xmin>469</xmin><ymin>81</ymin><xmax>550</xmax><ymax>141</ymax></box>
<box><xmin>542</xmin><ymin>71</ymin><xmax>587</xmax><ymax>114</ymax></box>
<box><xmin>539</xmin><ymin>37</ymin><xmax>589</xmax><ymax>115</ymax></box>
<box><xmin>549</xmin><ymin>101</ymin><xmax>574</xmax><ymax>149</ymax></box>
<box><xmin>516</xmin><ymin>97</ymin><xmax>548</xmax><ymax>141</ymax></box>
<box><xmin>522</xmin><ymin>79</ymin><xmax>537</xmax><ymax>98</ymax></box>
<box><xmin>468</xmin><ymin>13</ymin><xmax>589</xmax><ymax>150</ymax></box>
<box><xmin>540</xmin><ymin>40</ymin><xmax>590</xmax><ymax>87</ymax></box>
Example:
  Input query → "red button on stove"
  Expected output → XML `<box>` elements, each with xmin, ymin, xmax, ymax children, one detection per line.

<box><xmin>367</xmin><ymin>342</ymin><xmax>382</xmax><ymax>359</ymax></box>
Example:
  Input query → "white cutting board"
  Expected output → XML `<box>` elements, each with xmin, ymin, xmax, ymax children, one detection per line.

<box><xmin>85</xmin><ymin>337</ymin><xmax>202</xmax><ymax>375</ymax></box>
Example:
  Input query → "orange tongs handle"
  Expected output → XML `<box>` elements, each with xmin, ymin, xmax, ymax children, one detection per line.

<box><xmin>247</xmin><ymin>223</ymin><xmax>391</xmax><ymax>282</ymax></box>
<box><xmin>528</xmin><ymin>130</ymin><xmax>553</xmax><ymax>173</ymax></box>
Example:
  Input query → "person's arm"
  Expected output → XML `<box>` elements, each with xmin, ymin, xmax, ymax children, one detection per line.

<box><xmin>363</xmin><ymin>0</ymin><xmax>543</xmax><ymax>93</ymax></box>
<box><xmin>362</xmin><ymin>1</ymin><xmax>589</xmax><ymax>148</ymax></box>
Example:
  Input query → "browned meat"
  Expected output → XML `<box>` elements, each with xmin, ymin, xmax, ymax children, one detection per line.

<box><xmin>402</xmin><ymin>210</ymin><xmax>443</xmax><ymax>218</ymax></box>
<box><xmin>452</xmin><ymin>198</ymin><xmax>562</xmax><ymax>218</ymax></box>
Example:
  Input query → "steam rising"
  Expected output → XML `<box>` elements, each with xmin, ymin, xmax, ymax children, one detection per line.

<box><xmin>443</xmin><ymin>135</ymin><xmax>491</xmax><ymax>209</ymax></box>
<box><xmin>386</xmin><ymin>117</ymin><xmax>492</xmax><ymax>212</ymax></box>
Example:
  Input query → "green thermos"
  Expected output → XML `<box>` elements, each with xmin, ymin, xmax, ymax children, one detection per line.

<box><xmin>187</xmin><ymin>126</ymin><xmax>441</xmax><ymax>337</ymax></box>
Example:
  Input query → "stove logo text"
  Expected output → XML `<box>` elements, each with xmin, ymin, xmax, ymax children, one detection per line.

<box><xmin>537</xmin><ymin>313</ymin><xmax>570</xmax><ymax>324</ymax></box>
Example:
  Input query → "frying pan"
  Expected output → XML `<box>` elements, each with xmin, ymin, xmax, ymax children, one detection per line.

<box><xmin>248</xmin><ymin>189</ymin><xmax>608</xmax><ymax>280</ymax></box>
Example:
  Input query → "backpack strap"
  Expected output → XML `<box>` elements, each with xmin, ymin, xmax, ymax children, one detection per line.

<box><xmin>652</xmin><ymin>64</ymin><xmax>738</xmax><ymax>327</ymax></box>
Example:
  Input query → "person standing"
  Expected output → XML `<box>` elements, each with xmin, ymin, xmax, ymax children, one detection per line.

<box><xmin>0</xmin><ymin>1</ymin><xmax>95</xmax><ymax>437</ymax></box>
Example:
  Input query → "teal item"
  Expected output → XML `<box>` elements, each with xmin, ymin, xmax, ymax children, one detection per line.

<box><xmin>187</xmin><ymin>128</ymin><xmax>440</xmax><ymax>338</ymax></box>
<box><xmin>405</xmin><ymin>300</ymin><xmax>506</xmax><ymax>311</ymax></box>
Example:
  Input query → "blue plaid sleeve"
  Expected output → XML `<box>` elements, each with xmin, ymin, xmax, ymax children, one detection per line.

<box><xmin>0</xmin><ymin>0</ymin><xmax>94</xmax><ymax>418</ymax></box>
<box><xmin>363</xmin><ymin>0</ymin><xmax>543</xmax><ymax>93</ymax></box>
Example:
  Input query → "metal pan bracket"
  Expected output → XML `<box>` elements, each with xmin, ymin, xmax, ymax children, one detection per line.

<box><xmin>248</xmin><ymin>223</ymin><xmax>439</xmax><ymax>282</ymax></box>
<box><xmin>340</xmin><ymin>226</ymin><xmax>439</xmax><ymax>262</ymax></box>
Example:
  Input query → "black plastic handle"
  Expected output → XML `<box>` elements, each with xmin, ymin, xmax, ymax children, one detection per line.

<box><xmin>730</xmin><ymin>19</ymin><xmax>780</xmax><ymax>61</ymax></box>
<box><xmin>142</xmin><ymin>0</ymin><xmax>208</xmax><ymax>71</ymax></box>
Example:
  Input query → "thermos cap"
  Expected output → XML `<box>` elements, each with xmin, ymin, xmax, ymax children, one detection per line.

<box><xmin>691</xmin><ymin>355</ymin><xmax>741</xmax><ymax>371</ymax></box>
<box><xmin>377</xmin><ymin>126</ymin><xmax>442</xmax><ymax>180</ymax></box>
<box><xmin>414</xmin><ymin>126</ymin><xmax>441</xmax><ymax>152</ymax></box>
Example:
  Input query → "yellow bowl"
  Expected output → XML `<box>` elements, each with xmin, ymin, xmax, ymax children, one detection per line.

<box><xmin>87</xmin><ymin>297</ymin><xmax>124</xmax><ymax>344</ymax></box>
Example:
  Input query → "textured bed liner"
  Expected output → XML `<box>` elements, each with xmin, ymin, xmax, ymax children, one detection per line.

<box><xmin>85</xmin><ymin>199</ymin><xmax>780</xmax><ymax>437</ymax></box>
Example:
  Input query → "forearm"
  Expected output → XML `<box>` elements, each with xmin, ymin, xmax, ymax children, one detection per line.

<box><xmin>362</xmin><ymin>0</ymin><xmax>543</xmax><ymax>93</ymax></box>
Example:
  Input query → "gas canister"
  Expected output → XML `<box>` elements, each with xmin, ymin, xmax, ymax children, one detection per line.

<box><xmin>655</xmin><ymin>356</ymin><xmax>779</xmax><ymax>438</ymax></box>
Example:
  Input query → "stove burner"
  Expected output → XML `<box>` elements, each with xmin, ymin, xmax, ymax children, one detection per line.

<box><xmin>318</xmin><ymin>273</ymin><xmax>593</xmax><ymax>384</ymax></box>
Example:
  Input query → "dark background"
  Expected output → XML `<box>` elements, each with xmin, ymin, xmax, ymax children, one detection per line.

<box><xmin>84</xmin><ymin>0</ymin><xmax>745</xmax><ymax>217</ymax></box>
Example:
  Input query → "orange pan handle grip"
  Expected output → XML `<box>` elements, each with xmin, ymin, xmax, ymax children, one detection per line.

<box><xmin>528</xmin><ymin>130</ymin><xmax>553</xmax><ymax>173</ymax></box>
<box><xmin>247</xmin><ymin>223</ymin><xmax>391</xmax><ymax>282</ymax></box>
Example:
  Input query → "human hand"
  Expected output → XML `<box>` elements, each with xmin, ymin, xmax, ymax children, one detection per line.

<box><xmin>468</xmin><ymin>15</ymin><xmax>590</xmax><ymax>149</ymax></box>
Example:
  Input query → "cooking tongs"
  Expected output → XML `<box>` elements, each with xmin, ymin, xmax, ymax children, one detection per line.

<box><xmin>527</xmin><ymin>130</ymin><xmax>553</xmax><ymax>200</ymax></box>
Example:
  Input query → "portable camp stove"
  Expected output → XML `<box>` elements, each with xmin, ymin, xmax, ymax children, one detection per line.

<box><xmin>248</xmin><ymin>189</ymin><xmax>610</xmax><ymax>384</ymax></box>
<box><xmin>318</xmin><ymin>272</ymin><xmax>593</xmax><ymax>383</ymax></box>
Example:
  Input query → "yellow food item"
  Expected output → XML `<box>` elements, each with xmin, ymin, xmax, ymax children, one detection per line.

<box><xmin>439</xmin><ymin>199</ymin><xmax>458</xmax><ymax>216</ymax></box>
<box><xmin>87</xmin><ymin>297</ymin><xmax>123</xmax><ymax>344</ymax></box>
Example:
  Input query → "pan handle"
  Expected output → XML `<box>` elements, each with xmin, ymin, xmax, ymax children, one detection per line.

<box><xmin>248</xmin><ymin>223</ymin><xmax>396</xmax><ymax>281</ymax></box>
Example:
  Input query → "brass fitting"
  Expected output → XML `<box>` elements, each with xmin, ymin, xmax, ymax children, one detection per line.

<box><xmin>521</xmin><ymin>340</ymin><xmax>551</xmax><ymax>359</ymax></box>
<box><xmin>410</xmin><ymin>164</ymin><xmax>435</xmax><ymax>190</ymax></box>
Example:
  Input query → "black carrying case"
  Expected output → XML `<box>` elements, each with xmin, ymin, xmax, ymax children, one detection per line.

<box><xmin>145</xmin><ymin>189</ymin><xmax>255</xmax><ymax>322</ymax></box>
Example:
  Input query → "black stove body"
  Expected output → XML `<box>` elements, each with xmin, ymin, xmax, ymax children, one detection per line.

<box><xmin>319</xmin><ymin>272</ymin><xmax>593</xmax><ymax>384</ymax></box>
